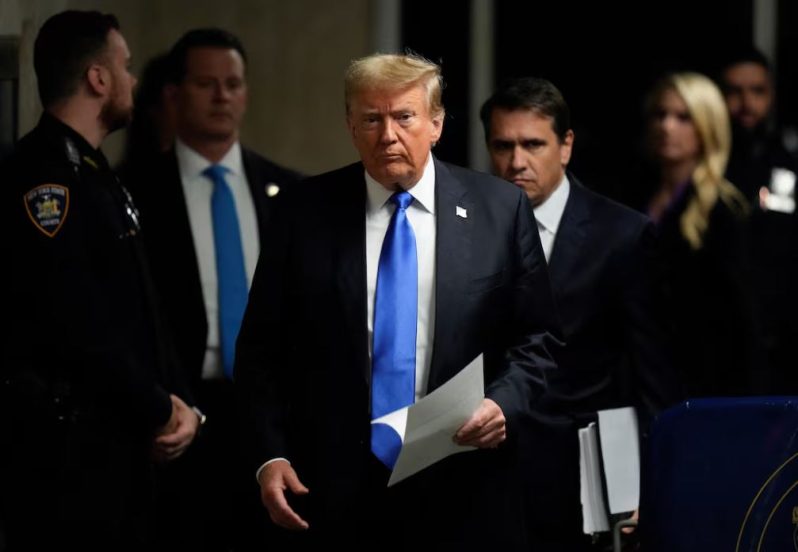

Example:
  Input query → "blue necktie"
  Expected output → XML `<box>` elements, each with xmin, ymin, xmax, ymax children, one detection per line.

<box><xmin>203</xmin><ymin>165</ymin><xmax>248</xmax><ymax>379</ymax></box>
<box><xmin>371</xmin><ymin>191</ymin><xmax>417</xmax><ymax>469</ymax></box>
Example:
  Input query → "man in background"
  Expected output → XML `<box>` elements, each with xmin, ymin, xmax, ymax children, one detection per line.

<box><xmin>482</xmin><ymin>77</ymin><xmax>677</xmax><ymax>550</ymax></box>
<box><xmin>124</xmin><ymin>28</ymin><xmax>301</xmax><ymax>551</ymax></box>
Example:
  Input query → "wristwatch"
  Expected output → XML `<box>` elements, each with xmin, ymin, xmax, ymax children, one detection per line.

<box><xmin>191</xmin><ymin>406</ymin><xmax>207</xmax><ymax>427</ymax></box>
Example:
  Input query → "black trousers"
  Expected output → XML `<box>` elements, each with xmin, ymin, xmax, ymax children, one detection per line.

<box><xmin>153</xmin><ymin>379</ymin><xmax>267</xmax><ymax>552</ymax></box>
<box><xmin>0</xmin><ymin>390</ymin><xmax>154</xmax><ymax>552</ymax></box>
<box><xmin>268</xmin><ymin>447</ymin><xmax>530</xmax><ymax>551</ymax></box>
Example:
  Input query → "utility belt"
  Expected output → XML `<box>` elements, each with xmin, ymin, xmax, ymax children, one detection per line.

<box><xmin>1</xmin><ymin>367</ymin><xmax>152</xmax><ymax>482</ymax></box>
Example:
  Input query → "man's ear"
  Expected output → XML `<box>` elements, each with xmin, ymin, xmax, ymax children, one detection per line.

<box><xmin>560</xmin><ymin>129</ymin><xmax>575</xmax><ymax>167</ymax></box>
<box><xmin>86</xmin><ymin>63</ymin><xmax>108</xmax><ymax>97</ymax></box>
<box><xmin>431</xmin><ymin>112</ymin><xmax>444</xmax><ymax>144</ymax></box>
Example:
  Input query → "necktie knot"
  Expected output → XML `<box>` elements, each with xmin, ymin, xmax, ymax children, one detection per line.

<box><xmin>203</xmin><ymin>164</ymin><xmax>229</xmax><ymax>186</ymax></box>
<box><xmin>391</xmin><ymin>190</ymin><xmax>413</xmax><ymax>211</ymax></box>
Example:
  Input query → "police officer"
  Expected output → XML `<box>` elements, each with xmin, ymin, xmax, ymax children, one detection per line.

<box><xmin>0</xmin><ymin>11</ymin><xmax>201</xmax><ymax>551</ymax></box>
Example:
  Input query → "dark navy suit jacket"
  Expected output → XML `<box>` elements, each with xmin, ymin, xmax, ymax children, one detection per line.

<box><xmin>548</xmin><ymin>176</ymin><xmax>676</xmax><ymax>420</ymax></box>
<box><xmin>523</xmin><ymin>175</ymin><xmax>677</xmax><ymax>550</ymax></box>
<box><xmin>236</xmin><ymin>157</ymin><xmax>561</xmax><ymax>549</ymax></box>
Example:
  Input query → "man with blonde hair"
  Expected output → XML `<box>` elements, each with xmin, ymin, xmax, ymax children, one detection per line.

<box><xmin>236</xmin><ymin>53</ymin><xmax>560</xmax><ymax>549</ymax></box>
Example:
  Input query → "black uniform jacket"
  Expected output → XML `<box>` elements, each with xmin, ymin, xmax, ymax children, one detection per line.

<box><xmin>0</xmin><ymin>113</ymin><xmax>187</xmax><ymax>547</ymax></box>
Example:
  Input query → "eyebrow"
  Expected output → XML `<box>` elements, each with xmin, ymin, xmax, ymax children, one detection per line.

<box><xmin>491</xmin><ymin>137</ymin><xmax>547</xmax><ymax>146</ymax></box>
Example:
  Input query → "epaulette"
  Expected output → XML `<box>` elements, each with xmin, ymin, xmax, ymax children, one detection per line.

<box><xmin>63</xmin><ymin>136</ymin><xmax>81</xmax><ymax>178</ymax></box>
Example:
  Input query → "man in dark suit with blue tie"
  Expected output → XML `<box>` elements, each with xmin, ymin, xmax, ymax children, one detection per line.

<box><xmin>124</xmin><ymin>28</ymin><xmax>301</xmax><ymax>551</ymax></box>
<box><xmin>236</xmin><ymin>53</ymin><xmax>561</xmax><ymax>550</ymax></box>
<box><xmin>481</xmin><ymin>77</ymin><xmax>678</xmax><ymax>550</ymax></box>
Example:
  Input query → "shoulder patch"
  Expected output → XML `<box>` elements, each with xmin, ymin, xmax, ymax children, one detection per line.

<box><xmin>24</xmin><ymin>184</ymin><xmax>70</xmax><ymax>237</ymax></box>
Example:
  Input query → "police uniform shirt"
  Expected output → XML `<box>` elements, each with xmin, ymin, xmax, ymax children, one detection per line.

<box><xmin>0</xmin><ymin>112</ymin><xmax>174</xmax><ymax>431</ymax></box>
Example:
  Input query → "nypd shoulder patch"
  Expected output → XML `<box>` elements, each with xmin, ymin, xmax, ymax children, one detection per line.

<box><xmin>24</xmin><ymin>184</ymin><xmax>70</xmax><ymax>238</ymax></box>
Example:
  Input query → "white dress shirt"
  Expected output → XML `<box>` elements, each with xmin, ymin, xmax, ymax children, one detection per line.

<box><xmin>365</xmin><ymin>155</ymin><xmax>437</xmax><ymax>401</ymax></box>
<box><xmin>176</xmin><ymin>139</ymin><xmax>260</xmax><ymax>380</ymax></box>
<box><xmin>533</xmin><ymin>174</ymin><xmax>570</xmax><ymax>262</ymax></box>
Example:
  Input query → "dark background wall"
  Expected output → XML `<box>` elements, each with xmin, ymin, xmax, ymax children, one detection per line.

<box><xmin>402</xmin><ymin>0</ymin><xmax>772</xmax><ymax>198</ymax></box>
<box><xmin>402</xmin><ymin>1</ymin><xmax>470</xmax><ymax>169</ymax></box>
<box><xmin>777</xmin><ymin>0</ymin><xmax>798</xmax><ymax>128</ymax></box>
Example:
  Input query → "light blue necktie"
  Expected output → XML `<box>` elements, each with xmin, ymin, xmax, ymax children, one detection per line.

<box><xmin>371</xmin><ymin>191</ymin><xmax>417</xmax><ymax>469</ymax></box>
<box><xmin>203</xmin><ymin>165</ymin><xmax>248</xmax><ymax>379</ymax></box>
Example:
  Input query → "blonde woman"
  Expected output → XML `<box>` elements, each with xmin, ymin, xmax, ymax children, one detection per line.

<box><xmin>643</xmin><ymin>72</ymin><xmax>759</xmax><ymax>398</ymax></box>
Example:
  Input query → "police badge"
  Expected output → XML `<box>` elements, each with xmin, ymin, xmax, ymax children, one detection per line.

<box><xmin>24</xmin><ymin>184</ymin><xmax>69</xmax><ymax>237</ymax></box>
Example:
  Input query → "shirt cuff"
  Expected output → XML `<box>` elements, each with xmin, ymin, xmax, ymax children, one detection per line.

<box><xmin>255</xmin><ymin>457</ymin><xmax>290</xmax><ymax>484</ymax></box>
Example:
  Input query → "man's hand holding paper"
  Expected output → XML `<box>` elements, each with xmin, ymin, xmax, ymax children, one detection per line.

<box><xmin>454</xmin><ymin>398</ymin><xmax>506</xmax><ymax>449</ymax></box>
<box><xmin>385</xmin><ymin>354</ymin><xmax>487</xmax><ymax>486</ymax></box>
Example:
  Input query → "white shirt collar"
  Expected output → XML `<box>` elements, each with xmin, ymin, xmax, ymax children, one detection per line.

<box><xmin>365</xmin><ymin>154</ymin><xmax>436</xmax><ymax>215</ymax></box>
<box><xmin>175</xmin><ymin>138</ymin><xmax>243</xmax><ymax>179</ymax></box>
<box><xmin>534</xmin><ymin>173</ymin><xmax>570</xmax><ymax>234</ymax></box>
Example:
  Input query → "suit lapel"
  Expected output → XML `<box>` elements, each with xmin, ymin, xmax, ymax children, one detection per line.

<box><xmin>428</xmin><ymin>158</ymin><xmax>472</xmax><ymax>392</ymax></box>
<box><xmin>161</xmin><ymin>151</ymin><xmax>205</xmax><ymax>304</ymax></box>
<box><xmin>547</xmin><ymin>177</ymin><xmax>590</xmax><ymax>294</ymax></box>
<box><xmin>333</xmin><ymin>163</ymin><xmax>370</xmax><ymax>384</ymax></box>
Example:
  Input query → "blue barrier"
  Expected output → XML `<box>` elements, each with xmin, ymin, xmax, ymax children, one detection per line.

<box><xmin>639</xmin><ymin>398</ymin><xmax>798</xmax><ymax>551</ymax></box>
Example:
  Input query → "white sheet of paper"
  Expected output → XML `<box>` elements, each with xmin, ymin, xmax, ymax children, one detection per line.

<box><xmin>371</xmin><ymin>405</ymin><xmax>409</xmax><ymax>439</ymax></box>
<box><xmin>386</xmin><ymin>354</ymin><xmax>484</xmax><ymax>486</ymax></box>
<box><xmin>598</xmin><ymin>407</ymin><xmax>640</xmax><ymax>514</ymax></box>
<box><xmin>579</xmin><ymin>422</ymin><xmax>610</xmax><ymax>534</ymax></box>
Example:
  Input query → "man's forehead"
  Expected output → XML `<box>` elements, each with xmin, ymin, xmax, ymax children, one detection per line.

<box><xmin>352</xmin><ymin>85</ymin><xmax>426</xmax><ymax>108</ymax></box>
<box><xmin>492</xmin><ymin>108</ymin><xmax>556</xmax><ymax>133</ymax></box>
<box><xmin>724</xmin><ymin>62</ymin><xmax>770</xmax><ymax>82</ymax></box>
<box><xmin>185</xmin><ymin>47</ymin><xmax>246</xmax><ymax>73</ymax></box>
